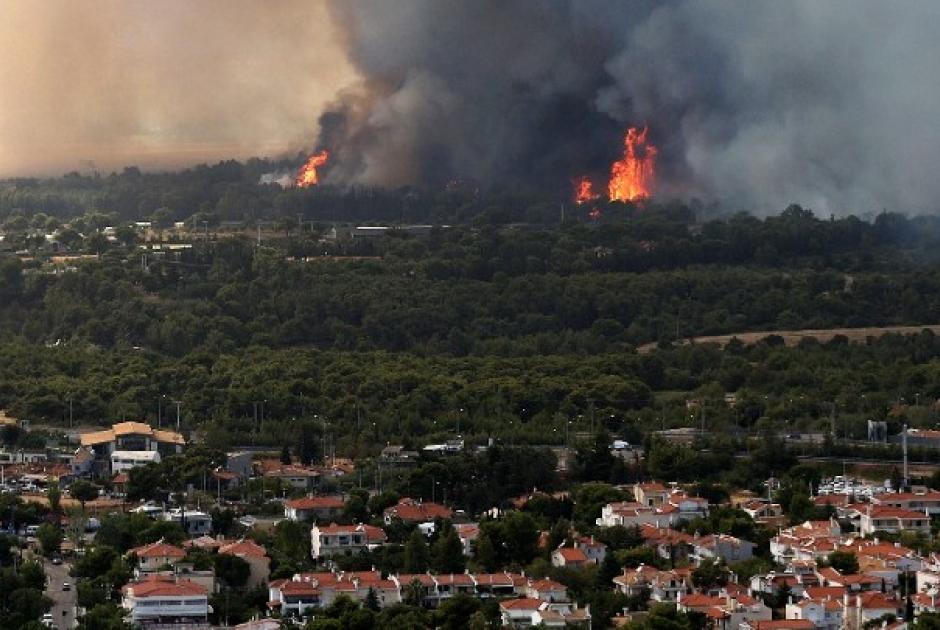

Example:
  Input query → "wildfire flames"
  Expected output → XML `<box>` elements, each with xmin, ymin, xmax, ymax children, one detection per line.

<box><xmin>295</xmin><ymin>149</ymin><xmax>329</xmax><ymax>187</ymax></box>
<box><xmin>573</xmin><ymin>126</ymin><xmax>657</xmax><ymax>205</ymax></box>
<box><xmin>574</xmin><ymin>176</ymin><xmax>600</xmax><ymax>205</ymax></box>
<box><xmin>609</xmin><ymin>126</ymin><xmax>656</xmax><ymax>202</ymax></box>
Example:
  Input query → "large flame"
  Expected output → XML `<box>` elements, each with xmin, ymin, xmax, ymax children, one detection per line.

<box><xmin>608</xmin><ymin>126</ymin><xmax>656</xmax><ymax>202</ymax></box>
<box><xmin>574</xmin><ymin>176</ymin><xmax>600</xmax><ymax>204</ymax></box>
<box><xmin>295</xmin><ymin>149</ymin><xmax>329</xmax><ymax>188</ymax></box>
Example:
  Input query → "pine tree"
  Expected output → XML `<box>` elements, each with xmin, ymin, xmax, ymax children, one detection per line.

<box><xmin>280</xmin><ymin>444</ymin><xmax>291</xmax><ymax>465</ymax></box>
<box><xmin>432</xmin><ymin>523</ymin><xmax>465</xmax><ymax>574</ymax></box>
<box><xmin>404</xmin><ymin>529</ymin><xmax>430</xmax><ymax>573</ymax></box>
<box><xmin>474</xmin><ymin>531</ymin><xmax>498</xmax><ymax>573</ymax></box>
<box><xmin>365</xmin><ymin>587</ymin><xmax>380</xmax><ymax>611</ymax></box>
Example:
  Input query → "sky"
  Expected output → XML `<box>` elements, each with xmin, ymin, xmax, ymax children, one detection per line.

<box><xmin>0</xmin><ymin>0</ymin><xmax>355</xmax><ymax>177</ymax></box>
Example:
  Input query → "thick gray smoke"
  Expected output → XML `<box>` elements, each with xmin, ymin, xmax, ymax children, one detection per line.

<box><xmin>320</xmin><ymin>1</ymin><xmax>940</xmax><ymax>214</ymax></box>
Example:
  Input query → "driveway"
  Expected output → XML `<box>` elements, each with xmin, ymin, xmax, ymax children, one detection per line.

<box><xmin>43</xmin><ymin>558</ymin><xmax>76</xmax><ymax>629</ymax></box>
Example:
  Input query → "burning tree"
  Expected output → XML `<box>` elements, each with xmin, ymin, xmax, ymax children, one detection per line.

<box><xmin>295</xmin><ymin>149</ymin><xmax>329</xmax><ymax>187</ymax></box>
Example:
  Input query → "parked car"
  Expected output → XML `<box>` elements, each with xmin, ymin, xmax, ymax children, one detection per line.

<box><xmin>62</xmin><ymin>582</ymin><xmax>71</xmax><ymax>591</ymax></box>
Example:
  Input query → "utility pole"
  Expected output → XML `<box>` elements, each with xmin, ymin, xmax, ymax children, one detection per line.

<box><xmin>902</xmin><ymin>423</ymin><xmax>909</xmax><ymax>489</ymax></box>
<box><xmin>174</xmin><ymin>400</ymin><xmax>181</xmax><ymax>431</ymax></box>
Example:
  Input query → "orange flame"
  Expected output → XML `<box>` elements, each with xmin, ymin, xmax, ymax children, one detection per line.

<box><xmin>608</xmin><ymin>126</ymin><xmax>656</xmax><ymax>202</ymax></box>
<box><xmin>574</xmin><ymin>176</ymin><xmax>600</xmax><ymax>204</ymax></box>
<box><xmin>295</xmin><ymin>149</ymin><xmax>329</xmax><ymax>188</ymax></box>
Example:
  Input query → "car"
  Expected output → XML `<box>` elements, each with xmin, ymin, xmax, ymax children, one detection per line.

<box><xmin>41</xmin><ymin>613</ymin><xmax>54</xmax><ymax>627</ymax></box>
<box><xmin>51</xmin><ymin>556</ymin><xmax>62</xmax><ymax>565</ymax></box>
<box><xmin>62</xmin><ymin>582</ymin><xmax>71</xmax><ymax>591</ymax></box>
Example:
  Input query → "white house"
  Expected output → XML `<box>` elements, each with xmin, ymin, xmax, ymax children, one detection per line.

<box><xmin>499</xmin><ymin>598</ymin><xmax>591</xmax><ymax>628</ymax></box>
<box><xmin>268</xmin><ymin>579</ymin><xmax>320</xmax><ymax>616</ymax></box>
<box><xmin>786</xmin><ymin>598</ymin><xmax>844</xmax><ymax>630</ymax></box>
<box><xmin>310</xmin><ymin>523</ymin><xmax>387</xmax><ymax>559</ymax></box>
<box><xmin>121</xmin><ymin>575</ymin><xmax>209</xmax><ymax>626</ymax></box>
<box><xmin>859</xmin><ymin>506</ymin><xmax>930</xmax><ymax>536</ymax></box>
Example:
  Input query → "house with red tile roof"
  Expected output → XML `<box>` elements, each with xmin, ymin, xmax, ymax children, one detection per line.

<box><xmin>613</xmin><ymin>565</ymin><xmax>691</xmax><ymax>602</ymax></box>
<box><xmin>859</xmin><ymin>506</ymin><xmax>931</xmax><ymax>536</ymax></box>
<box><xmin>310</xmin><ymin>523</ymin><xmax>387</xmax><ymax>558</ymax></box>
<box><xmin>383</xmin><ymin>498</ymin><xmax>453</xmax><ymax>524</ymax></box>
<box><xmin>128</xmin><ymin>539</ymin><xmax>186</xmax><ymax>573</ymax></box>
<box><xmin>499</xmin><ymin>598</ymin><xmax>591</xmax><ymax>628</ymax></box>
<box><xmin>284</xmin><ymin>495</ymin><xmax>346</xmax><ymax>522</ymax></box>
<box><xmin>551</xmin><ymin>546</ymin><xmax>589</xmax><ymax>568</ymax></box>
<box><xmin>268</xmin><ymin>578</ymin><xmax>320</xmax><ymax>616</ymax></box>
<box><xmin>218</xmin><ymin>539</ymin><xmax>270</xmax><ymax>588</ymax></box>
<box><xmin>121</xmin><ymin>575</ymin><xmax>209</xmax><ymax>625</ymax></box>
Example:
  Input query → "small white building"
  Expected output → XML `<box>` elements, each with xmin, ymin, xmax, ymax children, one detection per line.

<box><xmin>110</xmin><ymin>450</ymin><xmax>160</xmax><ymax>473</ymax></box>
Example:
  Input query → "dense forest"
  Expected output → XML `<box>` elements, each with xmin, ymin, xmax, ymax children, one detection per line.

<box><xmin>1</xmin><ymin>178</ymin><xmax>940</xmax><ymax>452</ymax></box>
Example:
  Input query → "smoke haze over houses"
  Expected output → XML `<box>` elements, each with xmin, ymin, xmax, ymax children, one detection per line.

<box><xmin>3</xmin><ymin>0</ymin><xmax>940</xmax><ymax>214</ymax></box>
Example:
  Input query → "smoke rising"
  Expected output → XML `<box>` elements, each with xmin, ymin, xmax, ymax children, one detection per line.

<box><xmin>320</xmin><ymin>1</ymin><xmax>940</xmax><ymax>214</ymax></box>
<box><xmin>0</xmin><ymin>0</ymin><xmax>354</xmax><ymax>177</ymax></box>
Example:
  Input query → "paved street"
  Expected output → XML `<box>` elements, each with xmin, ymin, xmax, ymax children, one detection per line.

<box><xmin>43</xmin><ymin>558</ymin><xmax>76</xmax><ymax>629</ymax></box>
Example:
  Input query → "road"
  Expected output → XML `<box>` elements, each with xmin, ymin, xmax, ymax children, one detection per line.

<box><xmin>43</xmin><ymin>558</ymin><xmax>76</xmax><ymax>629</ymax></box>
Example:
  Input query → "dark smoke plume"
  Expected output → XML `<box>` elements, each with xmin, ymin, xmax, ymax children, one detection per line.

<box><xmin>320</xmin><ymin>1</ymin><xmax>940</xmax><ymax>214</ymax></box>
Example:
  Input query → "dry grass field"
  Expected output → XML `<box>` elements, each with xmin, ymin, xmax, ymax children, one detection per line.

<box><xmin>637</xmin><ymin>324</ymin><xmax>940</xmax><ymax>354</ymax></box>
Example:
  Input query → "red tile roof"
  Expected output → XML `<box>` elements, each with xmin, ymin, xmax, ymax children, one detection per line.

<box><xmin>123</xmin><ymin>575</ymin><xmax>206</xmax><ymax>598</ymax></box>
<box><xmin>131</xmin><ymin>540</ymin><xmax>186</xmax><ymax>559</ymax></box>
<box><xmin>316</xmin><ymin>523</ymin><xmax>387</xmax><ymax>542</ymax></box>
<box><xmin>384</xmin><ymin>498</ymin><xmax>453</xmax><ymax>522</ymax></box>
<box><xmin>554</xmin><ymin>547</ymin><xmax>588</xmax><ymax>563</ymax></box>
<box><xmin>500</xmin><ymin>597</ymin><xmax>545</xmax><ymax>611</ymax></box>
<box><xmin>286</xmin><ymin>495</ymin><xmax>345</xmax><ymax>510</ymax></box>
<box><xmin>278</xmin><ymin>580</ymin><xmax>320</xmax><ymax>596</ymax></box>
<box><xmin>219</xmin><ymin>539</ymin><xmax>268</xmax><ymax>558</ymax></box>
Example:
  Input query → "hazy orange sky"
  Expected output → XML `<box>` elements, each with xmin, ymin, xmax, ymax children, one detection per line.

<box><xmin>0</xmin><ymin>0</ymin><xmax>356</xmax><ymax>177</ymax></box>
